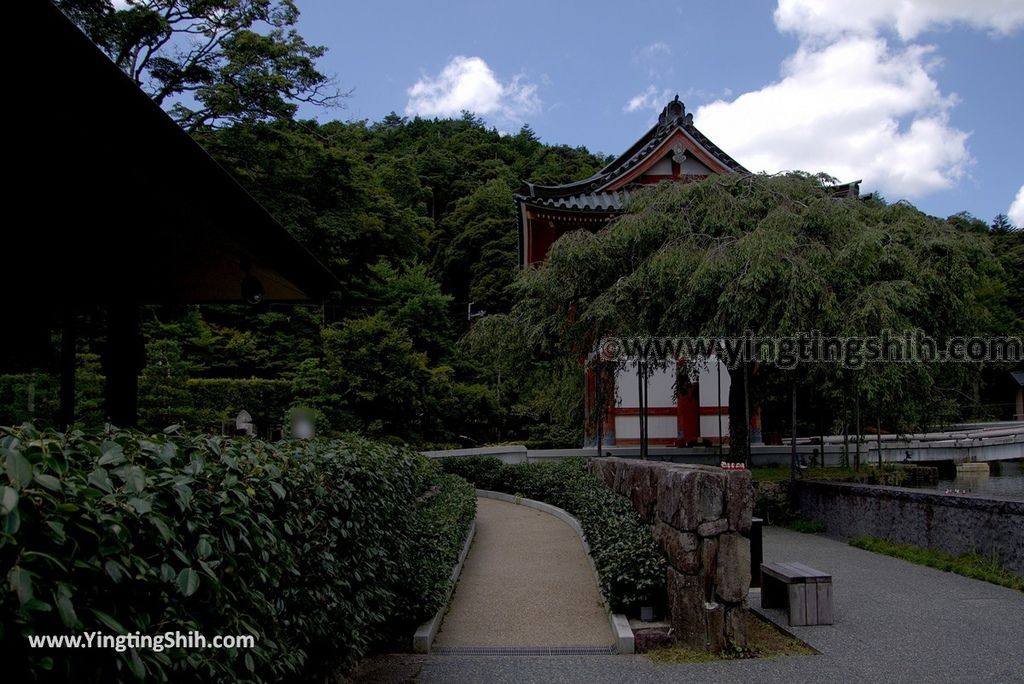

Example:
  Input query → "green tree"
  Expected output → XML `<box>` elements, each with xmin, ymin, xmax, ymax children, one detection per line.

<box><xmin>369</xmin><ymin>263</ymin><xmax>455</xmax><ymax>363</ymax></box>
<box><xmin>496</xmin><ymin>174</ymin><xmax>1001</xmax><ymax>458</ymax></box>
<box><xmin>319</xmin><ymin>314</ymin><xmax>434</xmax><ymax>439</ymax></box>
<box><xmin>75</xmin><ymin>352</ymin><xmax>105</xmax><ymax>426</ymax></box>
<box><xmin>57</xmin><ymin>0</ymin><xmax>340</xmax><ymax>129</ymax></box>
<box><xmin>197</xmin><ymin>121</ymin><xmax>427</xmax><ymax>306</ymax></box>
<box><xmin>433</xmin><ymin>178</ymin><xmax>518</xmax><ymax>312</ymax></box>
<box><xmin>990</xmin><ymin>213</ymin><xmax>1014</xmax><ymax>234</ymax></box>
<box><xmin>138</xmin><ymin>339</ymin><xmax>193</xmax><ymax>430</ymax></box>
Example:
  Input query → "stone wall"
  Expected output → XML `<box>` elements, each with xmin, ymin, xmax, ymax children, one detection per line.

<box><xmin>796</xmin><ymin>480</ymin><xmax>1024</xmax><ymax>574</ymax></box>
<box><xmin>589</xmin><ymin>457</ymin><xmax>753</xmax><ymax>651</ymax></box>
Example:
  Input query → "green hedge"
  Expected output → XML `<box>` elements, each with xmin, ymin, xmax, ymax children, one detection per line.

<box><xmin>0</xmin><ymin>374</ymin><xmax>59</xmax><ymax>426</ymax></box>
<box><xmin>395</xmin><ymin>474</ymin><xmax>476</xmax><ymax>628</ymax></box>
<box><xmin>0</xmin><ymin>376</ymin><xmax>295</xmax><ymax>434</ymax></box>
<box><xmin>1</xmin><ymin>425</ymin><xmax>474</xmax><ymax>682</ymax></box>
<box><xmin>439</xmin><ymin>457</ymin><xmax>665</xmax><ymax>612</ymax></box>
<box><xmin>184</xmin><ymin>378</ymin><xmax>293</xmax><ymax>432</ymax></box>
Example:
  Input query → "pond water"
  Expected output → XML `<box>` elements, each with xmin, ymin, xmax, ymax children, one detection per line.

<box><xmin>911</xmin><ymin>460</ymin><xmax>1024</xmax><ymax>500</ymax></box>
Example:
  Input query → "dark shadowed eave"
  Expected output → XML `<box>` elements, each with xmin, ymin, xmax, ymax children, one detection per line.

<box><xmin>11</xmin><ymin>1</ymin><xmax>339</xmax><ymax>305</ymax></box>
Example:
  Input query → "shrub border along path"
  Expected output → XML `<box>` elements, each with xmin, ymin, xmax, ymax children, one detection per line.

<box><xmin>413</xmin><ymin>520</ymin><xmax>476</xmax><ymax>653</ymax></box>
<box><xmin>1</xmin><ymin>426</ymin><xmax>475</xmax><ymax>682</ymax></box>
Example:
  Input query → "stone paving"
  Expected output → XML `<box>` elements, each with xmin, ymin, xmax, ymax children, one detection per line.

<box><xmin>356</xmin><ymin>525</ymin><xmax>1024</xmax><ymax>683</ymax></box>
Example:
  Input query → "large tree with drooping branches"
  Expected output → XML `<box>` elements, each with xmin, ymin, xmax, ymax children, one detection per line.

<box><xmin>477</xmin><ymin>173</ymin><xmax>1009</xmax><ymax>459</ymax></box>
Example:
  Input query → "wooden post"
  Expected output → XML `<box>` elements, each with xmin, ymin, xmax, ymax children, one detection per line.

<box><xmin>842</xmin><ymin>405</ymin><xmax>849</xmax><ymax>469</ymax></box>
<box><xmin>639</xmin><ymin>359</ymin><xmax>649</xmax><ymax>460</ymax></box>
<box><xmin>595</xmin><ymin>360</ymin><xmax>603</xmax><ymax>455</ymax></box>
<box><xmin>817</xmin><ymin>386</ymin><xmax>826</xmax><ymax>468</ymax></box>
<box><xmin>104</xmin><ymin>304</ymin><xmax>143</xmax><ymax>427</ymax></box>
<box><xmin>58</xmin><ymin>308</ymin><xmax>76</xmax><ymax>429</ymax></box>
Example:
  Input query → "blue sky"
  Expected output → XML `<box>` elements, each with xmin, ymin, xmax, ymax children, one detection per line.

<box><xmin>293</xmin><ymin>0</ymin><xmax>1024</xmax><ymax>225</ymax></box>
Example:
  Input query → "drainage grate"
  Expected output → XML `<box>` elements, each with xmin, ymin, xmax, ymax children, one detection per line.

<box><xmin>431</xmin><ymin>645</ymin><xmax>617</xmax><ymax>656</ymax></box>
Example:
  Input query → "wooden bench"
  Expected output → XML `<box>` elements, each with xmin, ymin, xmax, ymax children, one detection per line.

<box><xmin>760</xmin><ymin>561</ymin><xmax>833</xmax><ymax>626</ymax></box>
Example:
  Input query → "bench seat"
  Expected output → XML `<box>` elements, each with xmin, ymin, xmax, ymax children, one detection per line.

<box><xmin>761</xmin><ymin>561</ymin><xmax>833</xmax><ymax>626</ymax></box>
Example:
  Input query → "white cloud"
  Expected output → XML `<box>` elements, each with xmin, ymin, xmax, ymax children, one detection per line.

<box><xmin>624</xmin><ymin>85</ymin><xmax>733</xmax><ymax>117</ymax></box>
<box><xmin>1009</xmin><ymin>185</ymin><xmax>1024</xmax><ymax>227</ymax></box>
<box><xmin>695</xmin><ymin>37</ymin><xmax>970</xmax><ymax>196</ymax></box>
<box><xmin>405</xmin><ymin>56</ymin><xmax>540</xmax><ymax>122</ymax></box>
<box><xmin>624</xmin><ymin>85</ymin><xmax>674</xmax><ymax>113</ymax></box>
<box><xmin>775</xmin><ymin>0</ymin><xmax>1024</xmax><ymax>40</ymax></box>
<box><xmin>686</xmin><ymin>0</ymin><xmax>1024</xmax><ymax>198</ymax></box>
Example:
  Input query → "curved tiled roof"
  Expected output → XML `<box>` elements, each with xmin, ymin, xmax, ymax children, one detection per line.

<box><xmin>515</xmin><ymin>189</ymin><xmax>632</xmax><ymax>212</ymax></box>
<box><xmin>519</xmin><ymin>96</ymin><xmax>748</xmax><ymax>202</ymax></box>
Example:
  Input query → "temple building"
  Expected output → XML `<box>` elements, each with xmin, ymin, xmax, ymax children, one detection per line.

<box><xmin>515</xmin><ymin>96</ymin><xmax>857</xmax><ymax>448</ymax></box>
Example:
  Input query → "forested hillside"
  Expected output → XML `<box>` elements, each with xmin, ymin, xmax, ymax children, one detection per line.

<box><xmin>4</xmin><ymin>1</ymin><xmax>1020</xmax><ymax>448</ymax></box>
<box><xmin>1</xmin><ymin>114</ymin><xmax>611</xmax><ymax>447</ymax></box>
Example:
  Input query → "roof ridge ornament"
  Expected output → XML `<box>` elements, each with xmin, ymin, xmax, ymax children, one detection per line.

<box><xmin>657</xmin><ymin>94</ymin><xmax>692</xmax><ymax>133</ymax></box>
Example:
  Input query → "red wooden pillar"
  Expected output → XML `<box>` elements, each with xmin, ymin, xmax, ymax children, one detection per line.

<box><xmin>675</xmin><ymin>361</ymin><xmax>700</xmax><ymax>446</ymax></box>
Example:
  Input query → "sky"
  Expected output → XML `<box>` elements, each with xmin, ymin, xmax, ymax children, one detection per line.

<box><xmin>292</xmin><ymin>0</ymin><xmax>1024</xmax><ymax>225</ymax></box>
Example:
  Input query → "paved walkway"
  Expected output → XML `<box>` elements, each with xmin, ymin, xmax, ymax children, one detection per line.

<box><xmin>357</xmin><ymin>526</ymin><xmax>1024</xmax><ymax>683</ymax></box>
<box><xmin>432</xmin><ymin>497</ymin><xmax>613</xmax><ymax>648</ymax></box>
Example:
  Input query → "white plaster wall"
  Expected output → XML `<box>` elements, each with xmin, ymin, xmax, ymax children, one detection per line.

<box><xmin>680</xmin><ymin>156</ymin><xmax>712</xmax><ymax>174</ymax></box>
<box><xmin>615</xmin><ymin>363</ymin><xmax>676</xmax><ymax>408</ymax></box>
<box><xmin>645</xmin><ymin>156</ymin><xmax>673</xmax><ymax>176</ymax></box>
<box><xmin>615</xmin><ymin>415</ymin><xmax>677</xmax><ymax>440</ymax></box>
<box><xmin>698</xmin><ymin>357</ymin><xmax>730</xmax><ymax>408</ymax></box>
<box><xmin>701</xmin><ymin>415</ymin><xmax>730</xmax><ymax>442</ymax></box>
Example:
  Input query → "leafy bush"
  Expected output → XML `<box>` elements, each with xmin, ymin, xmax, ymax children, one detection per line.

<box><xmin>1</xmin><ymin>425</ymin><xmax>474</xmax><ymax>682</ymax></box>
<box><xmin>394</xmin><ymin>472</ymin><xmax>476</xmax><ymax>628</ymax></box>
<box><xmin>440</xmin><ymin>456</ymin><xmax>665</xmax><ymax>612</ymax></box>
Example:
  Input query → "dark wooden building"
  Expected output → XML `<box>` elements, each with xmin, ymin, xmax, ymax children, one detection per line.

<box><xmin>5</xmin><ymin>2</ymin><xmax>338</xmax><ymax>427</ymax></box>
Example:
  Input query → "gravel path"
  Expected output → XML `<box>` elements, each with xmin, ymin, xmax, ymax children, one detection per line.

<box><xmin>357</xmin><ymin>525</ymin><xmax>1024</xmax><ymax>683</ymax></box>
<box><xmin>432</xmin><ymin>497</ymin><xmax>613</xmax><ymax>648</ymax></box>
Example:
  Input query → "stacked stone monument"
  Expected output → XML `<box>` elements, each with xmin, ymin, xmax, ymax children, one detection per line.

<box><xmin>588</xmin><ymin>458</ymin><xmax>753</xmax><ymax>651</ymax></box>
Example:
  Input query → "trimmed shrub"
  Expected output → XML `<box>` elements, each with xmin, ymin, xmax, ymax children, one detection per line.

<box><xmin>440</xmin><ymin>457</ymin><xmax>665</xmax><ymax>612</ymax></box>
<box><xmin>1</xmin><ymin>425</ymin><xmax>474</xmax><ymax>682</ymax></box>
<box><xmin>0</xmin><ymin>376</ymin><xmax>295</xmax><ymax>435</ymax></box>
<box><xmin>394</xmin><ymin>472</ymin><xmax>476</xmax><ymax>628</ymax></box>
<box><xmin>184</xmin><ymin>378</ymin><xmax>293</xmax><ymax>433</ymax></box>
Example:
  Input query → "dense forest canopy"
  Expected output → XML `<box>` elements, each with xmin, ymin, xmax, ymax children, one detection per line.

<box><xmin>1</xmin><ymin>111</ymin><xmax>614</xmax><ymax>447</ymax></box>
<box><xmin>3</xmin><ymin>2</ymin><xmax>1020</xmax><ymax>448</ymax></box>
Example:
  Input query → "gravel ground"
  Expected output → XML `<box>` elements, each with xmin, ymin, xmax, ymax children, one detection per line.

<box><xmin>358</xmin><ymin>525</ymin><xmax>1024</xmax><ymax>683</ymax></box>
<box><xmin>432</xmin><ymin>497</ymin><xmax>613</xmax><ymax>648</ymax></box>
